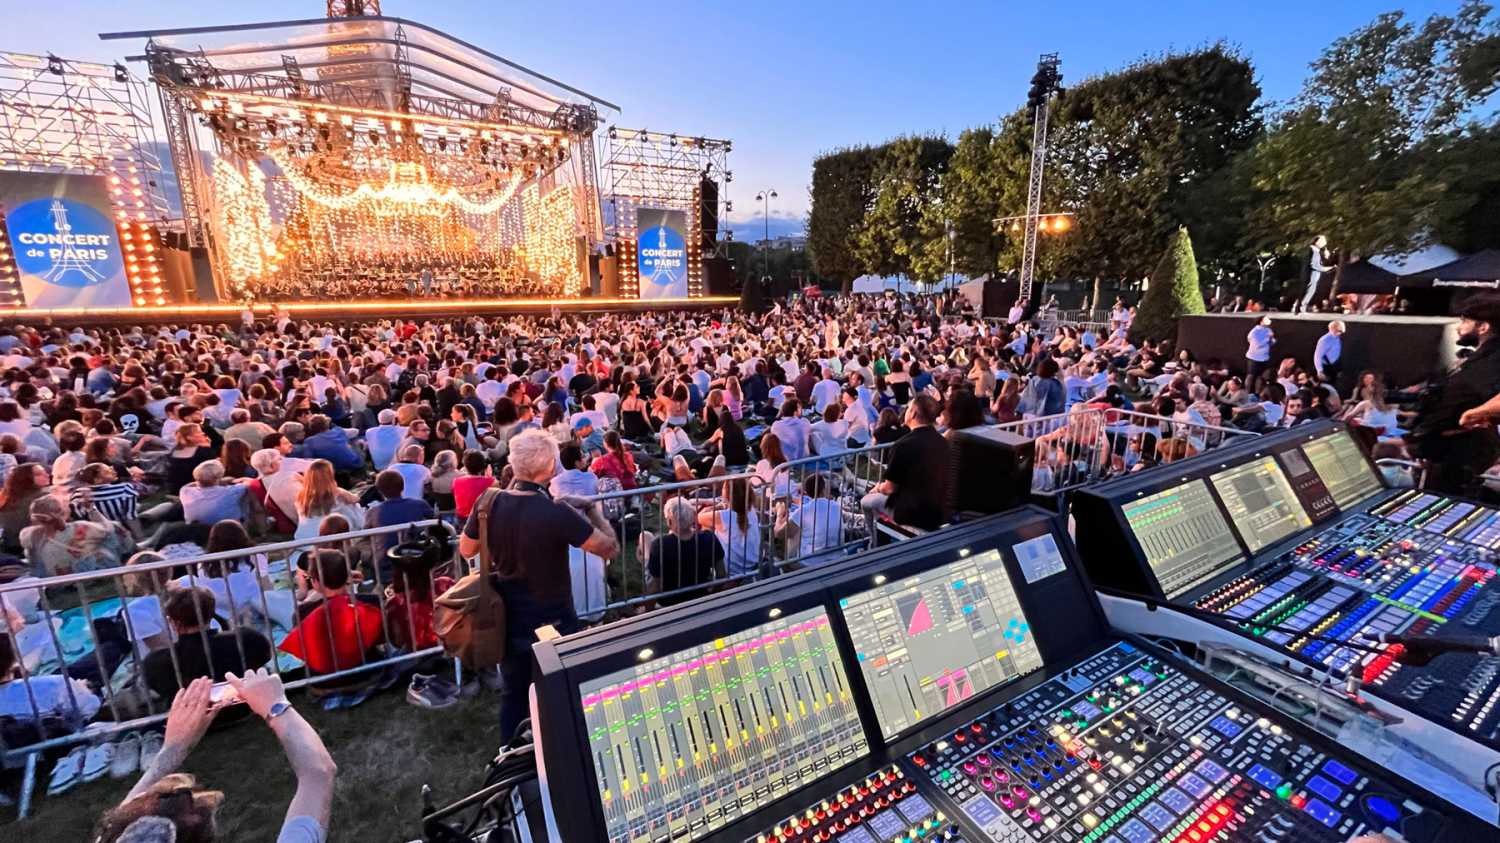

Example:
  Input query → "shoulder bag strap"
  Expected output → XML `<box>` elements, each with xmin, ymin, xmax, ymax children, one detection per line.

<box><xmin>474</xmin><ymin>486</ymin><xmax>503</xmax><ymax>578</ymax></box>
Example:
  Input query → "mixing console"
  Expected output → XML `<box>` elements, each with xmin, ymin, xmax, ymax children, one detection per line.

<box><xmin>1191</xmin><ymin>514</ymin><xmax>1500</xmax><ymax>743</ymax></box>
<box><xmin>907</xmin><ymin>642</ymin><xmax>1453</xmax><ymax>842</ymax></box>
<box><xmin>1372</xmin><ymin>490</ymin><xmax>1500</xmax><ymax>552</ymax></box>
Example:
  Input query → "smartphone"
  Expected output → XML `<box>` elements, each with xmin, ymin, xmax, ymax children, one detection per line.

<box><xmin>209</xmin><ymin>682</ymin><xmax>242</xmax><ymax>706</ymax></box>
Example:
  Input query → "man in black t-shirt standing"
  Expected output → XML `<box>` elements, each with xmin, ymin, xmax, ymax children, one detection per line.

<box><xmin>642</xmin><ymin>496</ymin><xmax>725</xmax><ymax>607</ymax></box>
<box><xmin>860</xmin><ymin>394</ymin><xmax>950</xmax><ymax>545</ymax></box>
<box><xmin>458</xmin><ymin>429</ymin><xmax>619</xmax><ymax>738</ymax></box>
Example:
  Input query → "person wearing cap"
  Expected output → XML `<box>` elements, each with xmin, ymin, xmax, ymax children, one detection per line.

<box><xmin>1409</xmin><ymin>293</ymin><xmax>1500</xmax><ymax>495</ymax></box>
<box><xmin>573</xmin><ymin>414</ymin><xmax>604</xmax><ymax>459</ymax></box>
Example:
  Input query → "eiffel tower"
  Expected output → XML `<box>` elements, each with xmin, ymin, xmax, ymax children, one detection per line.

<box><xmin>39</xmin><ymin>200</ymin><xmax>106</xmax><ymax>285</ymax></box>
<box><xmin>643</xmin><ymin>223</ymin><xmax>678</xmax><ymax>288</ymax></box>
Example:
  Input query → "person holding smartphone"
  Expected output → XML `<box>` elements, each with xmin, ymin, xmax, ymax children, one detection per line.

<box><xmin>91</xmin><ymin>673</ymin><xmax>336</xmax><ymax>842</ymax></box>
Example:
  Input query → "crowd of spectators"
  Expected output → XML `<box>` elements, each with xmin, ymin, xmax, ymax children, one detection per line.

<box><xmin>5</xmin><ymin>286</ymin><xmax>1500</xmax><ymax>828</ymax></box>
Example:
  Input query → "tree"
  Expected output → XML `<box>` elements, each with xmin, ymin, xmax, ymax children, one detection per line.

<box><xmin>1132</xmin><ymin>227</ymin><xmax>1204</xmax><ymax>343</ymax></box>
<box><xmin>1243</xmin><ymin>0</ymin><xmax>1500</xmax><ymax>256</ymax></box>
<box><xmin>855</xmin><ymin>136</ymin><xmax>953</xmax><ymax>284</ymax></box>
<box><xmin>1046</xmin><ymin>46</ymin><xmax>1262</xmax><ymax>281</ymax></box>
<box><xmin>807</xmin><ymin>146</ymin><xmax>880</xmax><ymax>292</ymax></box>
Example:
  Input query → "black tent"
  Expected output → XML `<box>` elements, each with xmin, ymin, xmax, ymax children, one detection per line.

<box><xmin>1399</xmin><ymin>249</ymin><xmax>1500</xmax><ymax>290</ymax></box>
<box><xmin>1333</xmin><ymin>260</ymin><xmax>1400</xmax><ymax>295</ymax></box>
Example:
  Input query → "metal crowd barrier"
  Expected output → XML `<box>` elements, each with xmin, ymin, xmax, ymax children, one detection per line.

<box><xmin>0</xmin><ymin>519</ymin><xmax>452</xmax><ymax>817</ymax></box>
<box><xmin>571</xmin><ymin>441</ymin><xmax>899</xmax><ymax>622</ymax></box>
<box><xmin>997</xmin><ymin>407</ymin><xmax>1257</xmax><ymax>496</ymax></box>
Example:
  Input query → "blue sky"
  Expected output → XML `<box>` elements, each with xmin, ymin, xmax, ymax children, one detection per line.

<box><xmin>13</xmin><ymin>0</ymin><xmax>1456</xmax><ymax>238</ymax></box>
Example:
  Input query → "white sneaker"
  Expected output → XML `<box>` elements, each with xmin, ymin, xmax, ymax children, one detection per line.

<box><xmin>139</xmin><ymin>732</ymin><xmax>164</xmax><ymax>770</ymax></box>
<box><xmin>110</xmin><ymin>732</ymin><xmax>142</xmax><ymax>779</ymax></box>
<box><xmin>82</xmin><ymin>741</ymin><xmax>115</xmax><ymax>782</ymax></box>
<box><xmin>47</xmin><ymin>746</ymin><xmax>86</xmax><ymax>796</ymax></box>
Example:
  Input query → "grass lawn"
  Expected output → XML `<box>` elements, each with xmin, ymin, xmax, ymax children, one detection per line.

<box><xmin>9</xmin><ymin>689</ymin><xmax>500</xmax><ymax>841</ymax></box>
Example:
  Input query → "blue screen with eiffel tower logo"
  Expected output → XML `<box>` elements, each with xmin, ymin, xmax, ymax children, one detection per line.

<box><xmin>1</xmin><ymin>170</ymin><xmax>132</xmax><ymax>308</ymax></box>
<box><xmin>635</xmin><ymin>207</ymin><xmax>688</xmax><ymax>300</ymax></box>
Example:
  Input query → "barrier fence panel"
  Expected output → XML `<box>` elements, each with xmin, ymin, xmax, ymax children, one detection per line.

<box><xmin>577</xmin><ymin>471</ymin><xmax>760</xmax><ymax>619</ymax></box>
<box><xmin>0</xmin><ymin>518</ymin><xmax>453</xmax><ymax>811</ymax></box>
<box><xmin>763</xmin><ymin>442</ymin><xmax>896</xmax><ymax>573</ymax></box>
<box><xmin>997</xmin><ymin>408</ymin><xmax>1258</xmax><ymax>496</ymax></box>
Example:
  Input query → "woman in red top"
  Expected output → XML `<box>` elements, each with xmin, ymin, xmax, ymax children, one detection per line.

<box><xmin>451</xmin><ymin>449</ymin><xmax>496</xmax><ymax>520</ymax></box>
<box><xmin>589</xmin><ymin>431</ymin><xmax>638</xmax><ymax>490</ymax></box>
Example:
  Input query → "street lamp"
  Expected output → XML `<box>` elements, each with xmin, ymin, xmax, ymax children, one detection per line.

<box><xmin>755</xmin><ymin>189</ymin><xmax>777</xmax><ymax>282</ymax></box>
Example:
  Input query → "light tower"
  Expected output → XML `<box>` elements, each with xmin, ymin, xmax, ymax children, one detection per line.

<box><xmin>327</xmin><ymin>0</ymin><xmax>380</xmax><ymax>16</ymax></box>
<box><xmin>1019</xmin><ymin>54</ymin><xmax>1063</xmax><ymax>304</ymax></box>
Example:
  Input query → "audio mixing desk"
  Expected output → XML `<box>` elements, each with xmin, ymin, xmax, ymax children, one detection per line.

<box><xmin>1072</xmin><ymin>421</ymin><xmax>1500</xmax><ymax>817</ymax></box>
<box><xmin>527</xmin><ymin>509</ymin><xmax>1492</xmax><ymax>843</ymax></box>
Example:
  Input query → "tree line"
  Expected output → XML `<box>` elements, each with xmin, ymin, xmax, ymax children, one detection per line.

<box><xmin>806</xmin><ymin>1</ymin><xmax>1500</xmax><ymax>295</ymax></box>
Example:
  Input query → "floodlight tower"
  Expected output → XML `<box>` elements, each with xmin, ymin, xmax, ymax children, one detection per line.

<box><xmin>1019</xmin><ymin>53</ymin><xmax>1063</xmax><ymax>304</ymax></box>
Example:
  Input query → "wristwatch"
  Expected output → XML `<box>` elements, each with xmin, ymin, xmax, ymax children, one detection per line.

<box><xmin>265</xmin><ymin>700</ymin><xmax>293</xmax><ymax>721</ymax></box>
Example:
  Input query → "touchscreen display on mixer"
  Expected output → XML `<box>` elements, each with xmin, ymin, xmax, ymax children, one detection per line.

<box><xmin>1302</xmin><ymin>431</ymin><xmax>1384</xmax><ymax>509</ymax></box>
<box><xmin>839</xmin><ymin>547</ymin><xmax>1045</xmax><ymax>740</ymax></box>
<box><xmin>576</xmin><ymin>607</ymin><xmax>868</xmax><ymax>843</ymax></box>
<box><xmin>1121</xmin><ymin>480</ymin><xmax>1245</xmax><ymax>599</ymax></box>
<box><xmin>1210</xmin><ymin>456</ymin><xmax>1314</xmax><ymax>553</ymax></box>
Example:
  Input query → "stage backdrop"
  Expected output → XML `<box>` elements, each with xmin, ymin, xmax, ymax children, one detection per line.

<box><xmin>0</xmin><ymin>171</ymin><xmax>132</xmax><ymax>308</ymax></box>
<box><xmin>636</xmin><ymin>207</ymin><xmax>688</xmax><ymax>300</ymax></box>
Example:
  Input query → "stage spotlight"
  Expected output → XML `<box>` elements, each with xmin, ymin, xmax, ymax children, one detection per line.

<box><xmin>46</xmin><ymin>54</ymin><xmax>64</xmax><ymax>75</ymax></box>
<box><xmin>113</xmin><ymin>63</ymin><xmax>128</xmax><ymax>83</ymax></box>
<box><xmin>725</xmin><ymin>171</ymin><xmax>733</xmax><ymax>183</ymax></box>
<box><xmin>608</xmin><ymin>126</ymin><xmax>616</xmax><ymax>140</ymax></box>
<box><xmin>669</xmin><ymin>134</ymin><xmax>677</xmax><ymax>146</ymax></box>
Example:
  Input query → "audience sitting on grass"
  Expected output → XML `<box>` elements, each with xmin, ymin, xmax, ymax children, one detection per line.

<box><xmin>0</xmin><ymin>288</ymin><xmax>1474</xmax><ymax>804</ymax></box>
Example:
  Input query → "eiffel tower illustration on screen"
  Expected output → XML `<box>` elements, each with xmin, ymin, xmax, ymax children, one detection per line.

<box><xmin>642</xmin><ymin>222</ymin><xmax>677</xmax><ymax>288</ymax></box>
<box><xmin>39</xmin><ymin>199</ymin><xmax>107</xmax><ymax>285</ymax></box>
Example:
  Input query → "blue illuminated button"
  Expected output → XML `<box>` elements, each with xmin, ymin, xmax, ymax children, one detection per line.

<box><xmin>1304</xmin><ymin>798</ymin><xmax>1341</xmax><ymax>828</ymax></box>
<box><xmin>1247</xmin><ymin>764</ymin><xmax>1283</xmax><ymax>790</ymax></box>
<box><xmin>1176</xmin><ymin>772</ymin><xmax>1212</xmax><ymax>800</ymax></box>
<box><xmin>1209</xmin><ymin>715</ymin><xmax>1242</xmax><ymax>738</ymax></box>
<box><xmin>1118</xmin><ymin>819</ymin><xmax>1154</xmax><ymax>843</ymax></box>
<box><xmin>1196</xmin><ymin>759</ymin><xmax>1229</xmax><ymax>784</ymax></box>
<box><xmin>1322</xmin><ymin>759</ymin><xmax>1357</xmax><ymax>785</ymax></box>
<box><xmin>1366</xmin><ymin>796</ymin><xmax>1400</xmax><ymax>824</ymax></box>
<box><xmin>1306</xmin><ymin>775</ymin><xmax>1342</xmax><ymax>803</ymax></box>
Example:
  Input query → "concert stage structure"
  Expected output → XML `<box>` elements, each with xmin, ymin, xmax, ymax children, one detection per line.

<box><xmin>0</xmin><ymin>5</ymin><xmax>736</xmax><ymax>313</ymax></box>
<box><xmin>98</xmin><ymin>14</ymin><xmax>617</xmax><ymax>302</ymax></box>
<box><xmin>0</xmin><ymin>52</ymin><xmax>176</xmax><ymax>308</ymax></box>
<box><xmin>601</xmin><ymin>127</ymin><xmax>731</xmax><ymax>299</ymax></box>
<box><xmin>1177</xmin><ymin>311</ymin><xmax>1459</xmax><ymax>391</ymax></box>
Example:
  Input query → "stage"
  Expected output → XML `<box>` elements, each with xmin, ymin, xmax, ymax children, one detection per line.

<box><xmin>0</xmin><ymin>295</ymin><xmax>737</xmax><ymax>327</ymax></box>
<box><xmin>1176</xmin><ymin>311</ymin><xmax>1459</xmax><ymax>390</ymax></box>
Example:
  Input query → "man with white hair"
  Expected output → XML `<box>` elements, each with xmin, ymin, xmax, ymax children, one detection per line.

<box><xmin>364</xmin><ymin>409</ymin><xmax>405</xmax><ymax>471</ymax></box>
<box><xmin>251</xmin><ymin>448</ymin><xmax>309</xmax><ymax>531</ymax></box>
<box><xmin>640</xmin><ymin>495</ymin><xmax>725</xmax><ymax>608</ymax></box>
<box><xmin>1314</xmin><ymin>320</ymin><xmax>1345</xmax><ymax>387</ymax></box>
<box><xmin>180</xmin><ymin>460</ymin><xmax>252</xmax><ymax>526</ymax></box>
<box><xmin>458</xmin><ymin>429</ymin><xmax>618</xmax><ymax>738</ymax></box>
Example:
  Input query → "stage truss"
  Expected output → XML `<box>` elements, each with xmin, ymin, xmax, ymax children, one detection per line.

<box><xmin>0</xmin><ymin>52</ymin><xmax>172</xmax><ymax>307</ymax></box>
<box><xmin>602</xmin><ymin>127</ymin><xmax>730</xmax><ymax>298</ymax></box>
<box><xmin>103</xmin><ymin>15</ymin><xmax>617</xmax><ymax>301</ymax></box>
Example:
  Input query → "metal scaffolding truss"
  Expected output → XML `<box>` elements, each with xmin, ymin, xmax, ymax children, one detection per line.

<box><xmin>601</xmin><ymin>127</ymin><xmax>729</xmax><ymax>231</ymax></box>
<box><xmin>601</xmin><ymin>127</ymin><xmax>730</xmax><ymax>298</ymax></box>
<box><xmin>0</xmin><ymin>52</ymin><xmax>172</xmax><ymax>223</ymax></box>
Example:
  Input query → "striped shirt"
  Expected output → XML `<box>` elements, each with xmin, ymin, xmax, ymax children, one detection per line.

<box><xmin>70</xmin><ymin>482</ymin><xmax>140</xmax><ymax>523</ymax></box>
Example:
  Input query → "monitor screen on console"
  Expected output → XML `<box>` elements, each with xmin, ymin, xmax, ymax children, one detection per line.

<box><xmin>1121</xmin><ymin>479</ymin><xmax>1245</xmax><ymax>598</ymax></box>
<box><xmin>838</xmin><ymin>546</ymin><xmax>1046</xmax><ymax>740</ymax></box>
<box><xmin>576</xmin><ymin>606</ymin><xmax>867</xmax><ymax>843</ymax></box>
